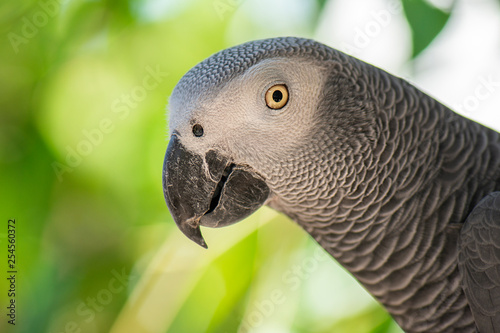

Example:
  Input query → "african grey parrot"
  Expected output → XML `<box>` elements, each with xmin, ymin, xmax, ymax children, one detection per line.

<box><xmin>162</xmin><ymin>37</ymin><xmax>500</xmax><ymax>333</ymax></box>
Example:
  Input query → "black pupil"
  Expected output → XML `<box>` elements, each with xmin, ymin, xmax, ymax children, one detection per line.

<box><xmin>272</xmin><ymin>90</ymin><xmax>283</xmax><ymax>103</ymax></box>
<box><xmin>193</xmin><ymin>124</ymin><xmax>204</xmax><ymax>137</ymax></box>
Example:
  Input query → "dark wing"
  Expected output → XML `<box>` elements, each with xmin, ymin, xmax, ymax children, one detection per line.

<box><xmin>458</xmin><ymin>192</ymin><xmax>500</xmax><ymax>333</ymax></box>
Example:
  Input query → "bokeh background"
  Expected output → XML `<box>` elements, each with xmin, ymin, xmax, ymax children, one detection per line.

<box><xmin>1</xmin><ymin>0</ymin><xmax>499</xmax><ymax>332</ymax></box>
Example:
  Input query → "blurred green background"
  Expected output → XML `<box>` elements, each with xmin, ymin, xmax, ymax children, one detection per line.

<box><xmin>1</xmin><ymin>0</ymin><xmax>499</xmax><ymax>332</ymax></box>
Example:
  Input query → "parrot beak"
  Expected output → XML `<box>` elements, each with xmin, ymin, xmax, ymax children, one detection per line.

<box><xmin>162</xmin><ymin>134</ymin><xmax>270</xmax><ymax>248</ymax></box>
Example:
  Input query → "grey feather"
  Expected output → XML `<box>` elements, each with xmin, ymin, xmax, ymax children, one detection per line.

<box><xmin>165</xmin><ymin>37</ymin><xmax>500</xmax><ymax>333</ymax></box>
<box><xmin>459</xmin><ymin>192</ymin><xmax>500</xmax><ymax>333</ymax></box>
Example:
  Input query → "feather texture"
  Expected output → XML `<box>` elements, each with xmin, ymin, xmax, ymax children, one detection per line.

<box><xmin>459</xmin><ymin>192</ymin><xmax>500</xmax><ymax>333</ymax></box>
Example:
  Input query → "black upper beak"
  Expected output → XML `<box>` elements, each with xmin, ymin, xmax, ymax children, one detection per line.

<box><xmin>162</xmin><ymin>134</ymin><xmax>269</xmax><ymax>248</ymax></box>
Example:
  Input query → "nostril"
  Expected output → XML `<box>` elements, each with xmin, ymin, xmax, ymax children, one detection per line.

<box><xmin>192</xmin><ymin>124</ymin><xmax>204</xmax><ymax>137</ymax></box>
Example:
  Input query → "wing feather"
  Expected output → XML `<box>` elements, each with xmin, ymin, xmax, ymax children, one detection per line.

<box><xmin>459</xmin><ymin>192</ymin><xmax>500</xmax><ymax>333</ymax></box>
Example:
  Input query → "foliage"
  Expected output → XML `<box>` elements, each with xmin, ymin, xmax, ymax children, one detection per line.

<box><xmin>402</xmin><ymin>0</ymin><xmax>452</xmax><ymax>57</ymax></box>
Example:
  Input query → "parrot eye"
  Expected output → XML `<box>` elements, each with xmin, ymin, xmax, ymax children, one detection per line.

<box><xmin>192</xmin><ymin>124</ymin><xmax>204</xmax><ymax>137</ymax></box>
<box><xmin>265</xmin><ymin>84</ymin><xmax>288</xmax><ymax>109</ymax></box>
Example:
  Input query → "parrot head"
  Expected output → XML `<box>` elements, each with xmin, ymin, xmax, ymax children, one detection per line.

<box><xmin>163</xmin><ymin>37</ymin><xmax>375</xmax><ymax>247</ymax></box>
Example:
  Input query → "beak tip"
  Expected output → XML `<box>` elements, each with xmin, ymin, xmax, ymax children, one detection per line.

<box><xmin>188</xmin><ymin>231</ymin><xmax>208</xmax><ymax>249</ymax></box>
<box><xmin>178</xmin><ymin>222</ymin><xmax>208</xmax><ymax>249</ymax></box>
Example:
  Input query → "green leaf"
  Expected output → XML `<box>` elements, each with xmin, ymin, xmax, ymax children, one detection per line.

<box><xmin>315</xmin><ymin>0</ymin><xmax>329</xmax><ymax>12</ymax></box>
<box><xmin>401</xmin><ymin>0</ymin><xmax>452</xmax><ymax>57</ymax></box>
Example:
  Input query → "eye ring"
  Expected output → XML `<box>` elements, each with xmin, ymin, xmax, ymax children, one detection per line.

<box><xmin>265</xmin><ymin>84</ymin><xmax>289</xmax><ymax>109</ymax></box>
<box><xmin>192</xmin><ymin>124</ymin><xmax>204</xmax><ymax>137</ymax></box>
